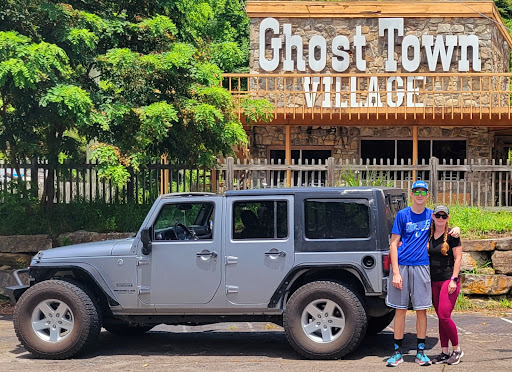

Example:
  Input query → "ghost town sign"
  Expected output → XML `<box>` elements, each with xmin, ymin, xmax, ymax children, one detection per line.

<box><xmin>258</xmin><ymin>17</ymin><xmax>481</xmax><ymax>108</ymax></box>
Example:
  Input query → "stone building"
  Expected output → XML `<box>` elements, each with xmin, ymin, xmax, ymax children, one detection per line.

<box><xmin>227</xmin><ymin>1</ymin><xmax>512</xmax><ymax>169</ymax></box>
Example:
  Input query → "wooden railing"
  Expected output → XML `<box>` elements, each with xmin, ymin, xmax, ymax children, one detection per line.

<box><xmin>223</xmin><ymin>73</ymin><xmax>512</xmax><ymax>125</ymax></box>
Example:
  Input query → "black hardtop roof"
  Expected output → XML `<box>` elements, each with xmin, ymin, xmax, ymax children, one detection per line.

<box><xmin>158</xmin><ymin>187</ymin><xmax>406</xmax><ymax>199</ymax></box>
<box><xmin>225</xmin><ymin>186</ymin><xmax>405</xmax><ymax>197</ymax></box>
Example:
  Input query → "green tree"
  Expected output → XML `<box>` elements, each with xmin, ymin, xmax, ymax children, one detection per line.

<box><xmin>0</xmin><ymin>0</ymin><xmax>269</xmax><ymax>205</ymax></box>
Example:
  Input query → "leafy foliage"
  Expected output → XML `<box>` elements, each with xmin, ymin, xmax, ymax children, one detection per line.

<box><xmin>0</xmin><ymin>0</ymin><xmax>271</xmax><ymax>206</ymax></box>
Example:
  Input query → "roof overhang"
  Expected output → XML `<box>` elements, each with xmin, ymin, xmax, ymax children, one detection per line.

<box><xmin>246</xmin><ymin>1</ymin><xmax>512</xmax><ymax>48</ymax></box>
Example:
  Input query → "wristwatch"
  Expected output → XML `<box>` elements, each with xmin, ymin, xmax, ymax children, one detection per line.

<box><xmin>451</xmin><ymin>276</ymin><xmax>459</xmax><ymax>282</ymax></box>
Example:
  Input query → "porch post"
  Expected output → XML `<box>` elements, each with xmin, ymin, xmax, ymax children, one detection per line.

<box><xmin>412</xmin><ymin>126</ymin><xmax>418</xmax><ymax>182</ymax></box>
<box><xmin>286</xmin><ymin>125</ymin><xmax>291</xmax><ymax>187</ymax></box>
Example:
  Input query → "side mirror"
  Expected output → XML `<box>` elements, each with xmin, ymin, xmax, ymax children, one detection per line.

<box><xmin>140</xmin><ymin>228</ymin><xmax>152</xmax><ymax>255</ymax></box>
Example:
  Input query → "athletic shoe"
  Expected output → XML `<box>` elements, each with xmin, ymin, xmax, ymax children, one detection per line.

<box><xmin>447</xmin><ymin>350</ymin><xmax>464</xmax><ymax>365</ymax></box>
<box><xmin>386</xmin><ymin>350</ymin><xmax>404</xmax><ymax>367</ymax></box>
<box><xmin>415</xmin><ymin>350</ymin><xmax>431</xmax><ymax>366</ymax></box>
<box><xmin>431</xmin><ymin>352</ymin><xmax>450</xmax><ymax>364</ymax></box>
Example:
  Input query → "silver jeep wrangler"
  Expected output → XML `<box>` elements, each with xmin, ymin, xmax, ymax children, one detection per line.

<box><xmin>7</xmin><ymin>187</ymin><xmax>406</xmax><ymax>359</ymax></box>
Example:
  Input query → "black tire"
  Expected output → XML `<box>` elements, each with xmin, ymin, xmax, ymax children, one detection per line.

<box><xmin>103</xmin><ymin>323</ymin><xmax>153</xmax><ymax>336</ymax></box>
<box><xmin>283</xmin><ymin>281</ymin><xmax>367</xmax><ymax>360</ymax></box>
<box><xmin>366</xmin><ymin>310</ymin><xmax>395</xmax><ymax>335</ymax></box>
<box><xmin>13</xmin><ymin>280</ymin><xmax>101</xmax><ymax>359</ymax></box>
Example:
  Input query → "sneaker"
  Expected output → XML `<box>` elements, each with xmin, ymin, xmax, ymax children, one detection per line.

<box><xmin>431</xmin><ymin>352</ymin><xmax>450</xmax><ymax>364</ymax></box>
<box><xmin>386</xmin><ymin>350</ymin><xmax>404</xmax><ymax>367</ymax></box>
<box><xmin>415</xmin><ymin>350</ymin><xmax>431</xmax><ymax>366</ymax></box>
<box><xmin>447</xmin><ymin>350</ymin><xmax>464</xmax><ymax>365</ymax></box>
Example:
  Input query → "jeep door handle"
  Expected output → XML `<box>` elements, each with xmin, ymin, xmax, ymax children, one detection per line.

<box><xmin>196</xmin><ymin>250</ymin><xmax>218</xmax><ymax>258</ymax></box>
<box><xmin>265</xmin><ymin>250</ymin><xmax>286</xmax><ymax>257</ymax></box>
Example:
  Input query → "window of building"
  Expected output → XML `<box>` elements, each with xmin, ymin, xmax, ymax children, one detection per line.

<box><xmin>361</xmin><ymin>139</ymin><xmax>466</xmax><ymax>163</ymax></box>
<box><xmin>232</xmin><ymin>200</ymin><xmax>288</xmax><ymax>240</ymax></box>
<box><xmin>304</xmin><ymin>199</ymin><xmax>370</xmax><ymax>239</ymax></box>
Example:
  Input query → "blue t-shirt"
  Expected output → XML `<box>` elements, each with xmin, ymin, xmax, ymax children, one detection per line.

<box><xmin>391</xmin><ymin>207</ymin><xmax>432</xmax><ymax>266</ymax></box>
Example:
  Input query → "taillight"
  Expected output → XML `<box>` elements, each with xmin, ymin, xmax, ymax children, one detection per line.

<box><xmin>383</xmin><ymin>254</ymin><xmax>390</xmax><ymax>274</ymax></box>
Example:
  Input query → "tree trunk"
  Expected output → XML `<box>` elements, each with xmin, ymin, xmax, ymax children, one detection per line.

<box><xmin>40</xmin><ymin>128</ymin><xmax>61</xmax><ymax>211</ymax></box>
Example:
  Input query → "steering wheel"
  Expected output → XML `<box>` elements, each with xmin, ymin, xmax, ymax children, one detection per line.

<box><xmin>173</xmin><ymin>222</ymin><xmax>194</xmax><ymax>240</ymax></box>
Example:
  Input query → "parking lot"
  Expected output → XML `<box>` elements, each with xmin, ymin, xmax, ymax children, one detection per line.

<box><xmin>0</xmin><ymin>312</ymin><xmax>511</xmax><ymax>372</ymax></box>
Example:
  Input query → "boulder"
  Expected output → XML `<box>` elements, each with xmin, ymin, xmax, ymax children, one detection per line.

<box><xmin>0</xmin><ymin>235</ymin><xmax>52</xmax><ymax>253</ymax></box>
<box><xmin>0</xmin><ymin>253</ymin><xmax>33</xmax><ymax>270</ymax></box>
<box><xmin>56</xmin><ymin>230</ymin><xmax>135</xmax><ymax>246</ymax></box>
<box><xmin>460</xmin><ymin>273</ymin><xmax>512</xmax><ymax>295</ymax></box>
<box><xmin>0</xmin><ymin>269</ymin><xmax>29</xmax><ymax>296</ymax></box>
<box><xmin>495</xmin><ymin>237</ymin><xmax>512</xmax><ymax>251</ymax></box>
<box><xmin>491</xmin><ymin>251</ymin><xmax>512</xmax><ymax>275</ymax></box>
<box><xmin>462</xmin><ymin>239</ymin><xmax>496</xmax><ymax>252</ymax></box>
<box><xmin>460</xmin><ymin>251</ymin><xmax>489</xmax><ymax>271</ymax></box>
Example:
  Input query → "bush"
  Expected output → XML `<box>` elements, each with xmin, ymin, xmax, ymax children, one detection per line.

<box><xmin>0</xmin><ymin>198</ymin><xmax>151</xmax><ymax>238</ymax></box>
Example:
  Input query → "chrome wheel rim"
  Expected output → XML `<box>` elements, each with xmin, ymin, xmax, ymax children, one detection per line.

<box><xmin>31</xmin><ymin>299</ymin><xmax>74</xmax><ymax>343</ymax></box>
<box><xmin>301</xmin><ymin>299</ymin><xmax>345</xmax><ymax>343</ymax></box>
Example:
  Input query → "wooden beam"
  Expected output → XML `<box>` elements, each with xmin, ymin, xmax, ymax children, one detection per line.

<box><xmin>412</xmin><ymin>126</ymin><xmax>418</xmax><ymax>182</ymax></box>
<box><xmin>286</xmin><ymin>125</ymin><xmax>291</xmax><ymax>187</ymax></box>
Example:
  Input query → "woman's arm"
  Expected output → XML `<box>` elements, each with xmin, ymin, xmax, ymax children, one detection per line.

<box><xmin>448</xmin><ymin>245</ymin><xmax>462</xmax><ymax>294</ymax></box>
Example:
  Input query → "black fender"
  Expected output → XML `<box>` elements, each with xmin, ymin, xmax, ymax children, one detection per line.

<box><xmin>29</xmin><ymin>263</ymin><xmax>120</xmax><ymax>306</ymax></box>
<box><xmin>268</xmin><ymin>263</ymin><xmax>375</xmax><ymax>308</ymax></box>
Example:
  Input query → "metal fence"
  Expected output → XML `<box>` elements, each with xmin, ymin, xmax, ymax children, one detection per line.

<box><xmin>1</xmin><ymin>157</ymin><xmax>511</xmax><ymax>206</ymax></box>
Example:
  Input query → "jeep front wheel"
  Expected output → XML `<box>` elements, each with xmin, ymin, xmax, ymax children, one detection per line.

<box><xmin>283</xmin><ymin>281</ymin><xmax>367</xmax><ymax>359</ymax></box>
<box><xmin>13</xmin><ymin>280</ymin><xmax>101</xmax><ymax>359</ymax></box>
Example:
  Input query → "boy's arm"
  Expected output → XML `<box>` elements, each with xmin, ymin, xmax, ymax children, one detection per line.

<box><xmin>389</xmin><ymin>233</ymin><xmax>402</xmax><ymax>290</ymax></box>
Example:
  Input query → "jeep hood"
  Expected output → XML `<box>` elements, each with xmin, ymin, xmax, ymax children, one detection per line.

<box><xmin>33</xmin><ymin>238</ymin><xmax>135</xmax><ymax>261</ymax></box>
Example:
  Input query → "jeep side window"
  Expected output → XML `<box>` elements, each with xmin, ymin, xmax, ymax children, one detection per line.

<box><xmin>232</xmin><ymin>201</ymin><xmax>288</xmax><ymax>240</ymax></box>
<box><xmin>305</xmin><ymin>199</ymin><xmax>370</xmax><ymax>239</ymax></box>
<box><xmin>153</xmin><ymin>202</ymin><xmax>214</xmax><ymax>240</ymax></box>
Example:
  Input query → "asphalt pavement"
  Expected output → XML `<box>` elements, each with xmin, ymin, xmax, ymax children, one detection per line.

<box><xmin>0</xmin><ymin>312</ymin><xmax>511</xmax><ymax>372</ymax></box>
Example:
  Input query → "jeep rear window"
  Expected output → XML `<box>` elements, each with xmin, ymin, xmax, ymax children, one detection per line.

<box><xmin>232</xmin><ymin>201</ymin><xmax>288</xmax><ymax>239</ymax></box>
<box><xmin>305</xmin><ymin>199</ymin><xmax>370</xmax><ymax>239</ymax></box>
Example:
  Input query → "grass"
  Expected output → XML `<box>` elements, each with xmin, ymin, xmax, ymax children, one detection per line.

<box><xmin>452</xmin><ymin>293</ymin><xmax>512</xmax><ymax>314</ymax></box>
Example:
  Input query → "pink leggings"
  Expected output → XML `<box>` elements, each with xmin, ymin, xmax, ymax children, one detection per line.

<box><xmin>431</xmin><ymin>280</ymin><xmax>460</xmax><ymax>348</ymax></box>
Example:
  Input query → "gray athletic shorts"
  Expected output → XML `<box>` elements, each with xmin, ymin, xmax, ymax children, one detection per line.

<box><xmin>385</xmin><ymin>264</ymin><xmax>432</xmax><ymax>310</ymax></box>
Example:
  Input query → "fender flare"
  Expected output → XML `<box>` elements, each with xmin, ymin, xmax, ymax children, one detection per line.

<box><xmin>268</xmin><ymin>264</ymin><xmax>374</xmax><ymax>308</ymax></box>
<box><xmin>29</xmin><ymin>263</ymin><xmax>120</xmax><ymax>306</ymax></box>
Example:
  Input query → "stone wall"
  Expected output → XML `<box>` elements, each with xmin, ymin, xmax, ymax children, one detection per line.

<box><xmin>249</xmin><ymin>125</ymin><xmax>493</xmax><ymax>161</ymax></box>
<box><xmin>461</xmin><ymin>237</ymin><xmax>512</xmax><ymax>295</ymax></box>
<box><xmin>250</xmin><ymin>17</ymin><xmax>510</xmax><ymax>74</ymax></box>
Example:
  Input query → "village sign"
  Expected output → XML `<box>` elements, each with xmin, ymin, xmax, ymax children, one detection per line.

<box><xmin>258</xmin><ymin>18</ymin><xmax>481</xmax><ymax>108</ymax></box>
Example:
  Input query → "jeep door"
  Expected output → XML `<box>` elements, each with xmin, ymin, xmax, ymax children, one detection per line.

<box><xmin>138</xmin><ymin>197</ymin><xmax>222</xmax><ymax>307</ymax></box>
<box><xmin>225</xmin><ymin>196</ymin><xmax>294</xmax><ymax>305</ymax></box>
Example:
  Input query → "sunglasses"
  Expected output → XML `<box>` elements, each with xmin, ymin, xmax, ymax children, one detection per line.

<box><xmin>434</xmin><ymin>213</ymin><xmax>448</xmax><ymax>219</ymax></box>
<box><xmin>413</xmin><ymin>190</ymin><xmax>428</xmax><ymax>196</ymax></box>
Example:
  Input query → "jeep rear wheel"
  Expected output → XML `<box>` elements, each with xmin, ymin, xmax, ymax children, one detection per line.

<box><xmin>13</xmin><ymin>280</ymin><xmax>101</xmax><ymax>359</ymax></box>
<box><xmin>283</xmin><ymin>281</ymin><xmax>367</xmax><ymax>359</ymax></box>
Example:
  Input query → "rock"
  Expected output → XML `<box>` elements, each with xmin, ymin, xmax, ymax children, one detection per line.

<box><xmin>460</xmin><ymin>274</ymin><xmax>512</xmax><ymax>295</ymax></box>
<box><xmin>495</xmin><ymin>237</ymin><xmax>512</xmax><ymax>251</ymax></box>
<box><xmin>491</xmin><ymin>251</ymin><xmax>512</xmax><ymax>275</ymax></box>
<box><xmin>0</xmin><ymin>235</ymin><xmax>52</xmax><ymax>253</ymax></box>
<box><xmin>0</xmin><ymin>269</ymin><xmax>29</xmax><ymax>296</ymax></box>
<box><xmin>460</xmin><ymin>251</ymin><xmax>489</xmax><ymax>271</ymax></box>
<box><xmin>56</xmin><ymin>231</ymin><xmax>135</xmax><ymax>246</ymax></box>
<box><xmin>462</xmin><ymin>239</ymin><xmax>496</xmax><ymax>252</ymax></box>
<box><xmin>0</xmin><ymin>253</ymin><xmax>33</xmax><ymax>269</ymax></box>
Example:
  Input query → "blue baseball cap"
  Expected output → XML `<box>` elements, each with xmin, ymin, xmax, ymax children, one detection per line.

<box><xmin>412</xmin><ymin>180</ymin><xmax>429</xmax><ymax>191</ymax></box>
